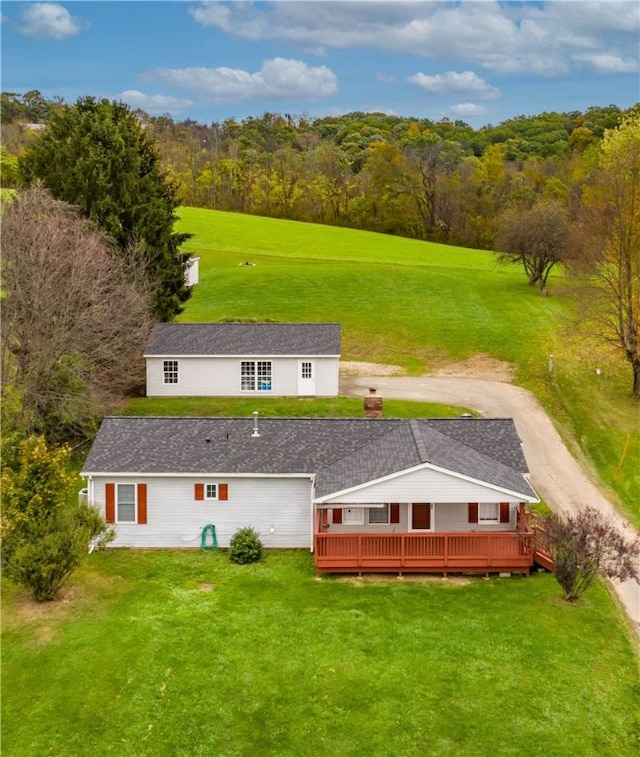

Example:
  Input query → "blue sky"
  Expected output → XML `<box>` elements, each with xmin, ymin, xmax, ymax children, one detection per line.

<box><xmin>2</xmin><ymin>1</ymin><xmax>639</xmax><ymax>126</ymax></box>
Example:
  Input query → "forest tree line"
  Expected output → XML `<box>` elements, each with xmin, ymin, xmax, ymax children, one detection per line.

<box><xmin>1</xmin><ymin>90</ymin><xmax>634</xmax><ymax>250</ymax></box>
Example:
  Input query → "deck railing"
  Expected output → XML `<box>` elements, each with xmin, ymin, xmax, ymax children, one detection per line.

<box><xmin>314</xmin><ymin>531</ymin><xmax>535</xmax><ymax>575</ymax></box>
<box><xmin>523</xmin><ymin>512</ymin><xmax>555</xmax><ymax>571</ymax></box>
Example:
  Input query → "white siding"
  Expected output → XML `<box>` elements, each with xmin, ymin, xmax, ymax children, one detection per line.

<box><xmin>325</xmin><ymin>502</ymin><xmax>515</xmax><ymax>534</ymax></box>
<box><xmin>431</xmin><ymin>502</ymin><xmax>513</xmax><ymax>532</ymax></box>
<box><xmin>89</xmin><ymin>475</ymin><xmax>313</xmax><ymax>549</ymax></box>
<box><xmin>146</xmin><ymin>356</ymin><xmax>339</xmax><ymax>397</ymax></box>
<box><xmin>321</xmin><ymin>465</ymin><xmax>524</xmax><ymax>504</ymax></box>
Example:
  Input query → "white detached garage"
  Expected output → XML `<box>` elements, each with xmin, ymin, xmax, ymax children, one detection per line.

<box><xmin>144</xmin><ymin>322</ymin><xmax>341</xmax><ymax>397</ymax></box>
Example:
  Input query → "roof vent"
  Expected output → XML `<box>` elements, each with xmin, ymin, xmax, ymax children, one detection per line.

<box><xmin>251</xmin><ymin>411</ymin><xmax>260</xmax><ymax>438</ymax></box>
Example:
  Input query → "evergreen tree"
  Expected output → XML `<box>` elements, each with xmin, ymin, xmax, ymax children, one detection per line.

<box><xmin>19</xmin><ymin>96</ymin><xmax>192</xmax><ymax>320</ymax></box>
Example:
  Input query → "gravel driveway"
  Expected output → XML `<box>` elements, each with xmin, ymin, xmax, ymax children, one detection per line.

<box><xmin>340</xmin><ymin>373</ymin><xmax>639</xmax><ymax>630</ymax></box>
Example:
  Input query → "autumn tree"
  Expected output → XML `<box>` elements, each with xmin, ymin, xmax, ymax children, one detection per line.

<box><xmin>1</xmin><ymin>434</ymin><xmax>113</xmax><ymax>601</ymax></box>
<box><xmin>574</xmin><ymin>112</ymin><xmax>640</xmax><ymax>397</ymax></box>
<box><xmin>542</xmin><ymin>507</ymin><xmax>640</xmax><ymax>602</ymax></box>
<box><xmin>494</xmin><ymin>200</ymin><xmax>571</xmax><ymax>295</ymax></box>
<box><xmin>1</xmin><ymin>186</ymin><xmax>153</xmax><ymax>442</ymax></box>
<box><xmin>19</xmin><ymin>96</ymin><xmax>192</xmax><ymax>320</ymax></box>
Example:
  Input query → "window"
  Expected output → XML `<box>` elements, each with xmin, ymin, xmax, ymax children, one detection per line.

<box><xmin>163</xmin><ymin>360</ymin><xmax>178</xmax><ymax>384</ymax></box>
<box><xmin>368</xmin><ymin>505</ymin><xmax>389</xmax><ymax>524</ymax></box>
<box><xmin>117</xmin><ymin>483</ymin><xmax>136</xmax><ymax>523</ymax></box>
<box><xmin>240</xmin><ymin>360</ymin><xmax>272</xmax><ymax>391</ymax></box>
<box><xmin>478</xmin><ymin>503</ymin><xmax>499</xmax><ymax>524</ymax></box>
<box><xmin>194</xmin><ymin>483</ymin><xmax>228</xmax><ymax>501</ymax></box>
<box><xmin>343</xmin><ymin>507</ymin><xmax>364</xmax><ymax>525</ymax></box>
<box><xmin>301</xmin><ymin>361</ymin><xmax>313</xmax><ymax>379</ymax></box>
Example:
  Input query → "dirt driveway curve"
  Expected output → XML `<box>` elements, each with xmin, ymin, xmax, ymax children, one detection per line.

<box><xmin>340</xmin><ymin>373</ymin><xmax>639</xmax><ymax>631</ymax></box>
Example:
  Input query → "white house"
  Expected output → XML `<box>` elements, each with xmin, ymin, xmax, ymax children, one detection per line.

<box><xmin>81</xmin><ymin>415</ymin><xmax>543</xmax><ymax>575</ymax></box>
<box><xmin>144</xmin><ymin>323</ymin><xmax>341</xmax><ymax>397</ymax></box>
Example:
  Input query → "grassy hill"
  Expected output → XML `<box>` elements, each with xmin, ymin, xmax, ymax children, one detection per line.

<box><xmin>174</xmin><ymin>207</ymin><xmax>639</xmax><ymax>527</ymax></box>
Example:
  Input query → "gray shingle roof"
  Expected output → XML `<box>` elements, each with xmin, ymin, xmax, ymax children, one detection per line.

<box><xmin>144</xmin><ymin>323</ymin><xmax>341</xmax><ymax>356</ymax></box>
<box><xmin>82</xmin><ymin>416</ymin><xmax>536</xmax><ymax>500</ymax></box>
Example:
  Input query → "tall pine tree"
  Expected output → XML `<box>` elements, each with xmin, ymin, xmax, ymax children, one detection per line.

<box><xmin>19</xmin><ymin>96</ymin><xmax>192</xmax><ymax>321</ymax></box>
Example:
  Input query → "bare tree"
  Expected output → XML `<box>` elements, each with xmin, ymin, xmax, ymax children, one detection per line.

<box><xmin>494</xmin><ymin>201</ymin><xmax>571</xmax><ymax>295</ymax></box>
<box><xmin>1</xmin><ymin>186</ymin><xmax>154</xmax><ymax>442</ymax></box>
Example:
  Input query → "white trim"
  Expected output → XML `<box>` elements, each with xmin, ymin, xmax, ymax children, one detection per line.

<box><xmin>144</xmin><ymin>353</ymin><xmax>340</xmax><ymax>359</ymax></box>
<box><xmin>368</xmin><ymin>504</ymin><xmax>390</xmax><ymax>525</ymax></box>
<box><xmin>116</xmin><ymin>482</ymin><xmax>137</xmax><ymax>524</ymax></box>
<box><xmin>343</xmin><ymin>507</ymin><xmax>364</xmax><ymax>525</ymax></box>
<box><xmin>162</xmin><ymin>359</ymin><xmax>179</xmax><ymax>385</ymax></box>
<box><xmin>204</xmin><ymin>483</ymin><xmax>219</xmax><ymax>500</ymax></box>
<box><xmin>240</xmin><ymin>359</ymin><xmax>272</xmax><ymax>392</ymax></box>
<box><xmin>314</xmin><ymin>460</ymin><xmax>538</xmax><ymax>504</ymax></box>
<box><xmin>82</xmin><ymin>472</ymin><xmax>315</xmax><ymax>479</ymax></box>
<box><xmin>317</xmin><ymin>502</ymin><xmax>386</xmax><ymax>509</ymax></box>
<box><xmin>477</xmin><ymin>502</ymin><xmax>500</xmax><ymax>525</ymax></box>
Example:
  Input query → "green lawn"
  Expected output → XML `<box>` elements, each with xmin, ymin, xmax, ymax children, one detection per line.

<box><xmin>121</xmin><ymin>396</ymin><xmax>473</xmax><ymax>420</ymax></box>
<box><xmin>2</xmin><ymin>551</ymin><xmax>638</xmax><ymax>757</ymax></box>
<box><xmin>174</xmin><ymin>208</ymin><xmax>640</xmax><ymax>527</ymax></box>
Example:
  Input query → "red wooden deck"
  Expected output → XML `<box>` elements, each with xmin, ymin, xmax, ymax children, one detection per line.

<box><xmin>314</xmin><ymin>531</ymin><xmax>537</xmax><ymax>576</ymax></box>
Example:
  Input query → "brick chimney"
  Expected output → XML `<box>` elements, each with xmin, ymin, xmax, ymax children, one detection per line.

<box><xmin>364</xmin><ymin>387</ymin><xmax>383</xmax><ymax>418</ymax></box>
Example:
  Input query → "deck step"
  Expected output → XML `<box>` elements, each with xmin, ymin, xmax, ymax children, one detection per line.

<box><xmin>534</xmin><ymin>551</ymin><xmax>554</xmax><ymax>572</ymax></box>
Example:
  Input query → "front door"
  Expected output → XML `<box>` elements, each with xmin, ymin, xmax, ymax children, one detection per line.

<box><xmin>411</xmin><ymin>503</ymin><xmax>432</xmax><ymax>530</ymax></box>
<box><xmin>298</xmin><ymin>360</ymin><xmax>316</xmax><ymax>395</ymax></box>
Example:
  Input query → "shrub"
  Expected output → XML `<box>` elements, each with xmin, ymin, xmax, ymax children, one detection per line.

<box><xmin>1</xmin><ymin>434</ymin><xmax>114</xmax><ymax>601</ymax></box>
<box><xmin>543</xmin><ymin>506</ymin><xmax>640</xmax><ymax>602</ymax></box>
<box><xmin>228</xmin><ymin>527</ymin><xmax>263</xmax><ymax>564</ymax></box>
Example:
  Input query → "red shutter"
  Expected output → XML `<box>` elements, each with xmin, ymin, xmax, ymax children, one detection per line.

<box><xmin>195</xmin><ymin>483</ymin><xmax>204</xmax><ymax>501</ymax></box>
<box><xmin>105</xmin><ymin>483</ymin><xmax>115</xmax><ymax>524</ymax></box>
<box><xmin>468</xmin><ymin>502</ymin><xmax>478</xmax><ymax>524</ymax></box>
<box><xmin>332</xmin><ymin>508</ymin><xmax>343</xmax><ymax>524</ymax></box>
<box><xmin>499</xmin><ymin>502</ymin><xmax>510</xmax><ymax>524</ymax></box>
<box><xmin>218</xmin><ymin>483</ymin><xmax>228</xmax><ymax>501</ymax></box>
<box><xmin>137</xmin><ymin>483</ymin><xmax>148</xmax><ymax>524</ymax></box>
<box><xmin>390</xmin><ymin>503</ymin><xmax>400</xmax><ymax>524</ymax></box>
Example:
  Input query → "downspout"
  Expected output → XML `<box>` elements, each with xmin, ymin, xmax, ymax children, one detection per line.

<box><xmin>310</xmin><ymin>474</ymin><xmax>316</xmax><ymax>553</ymax></box>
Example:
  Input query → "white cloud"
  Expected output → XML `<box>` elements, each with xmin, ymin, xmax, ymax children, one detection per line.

<box><xmin>187</xmin><ymin>1</ymin><xmax>639</xmax><ymax>78</ymax></box>
<box><xmin>118</xmin><ymin>91</ymin><xmax>195</xmax><ymax>117</ymax></box>
<box><xmin>571</xmin><ymin>53</ymin><xmax>638</xmax><ymax>75</ymax></box>
<box><xmin>18</xmin><ymin>2</ymin><xmax>81</xmax><ymax>39</ymax></box>
<box><xmin>141</xmin><ymin>58</ymin><xmax>338</xmax><ymax>103</ymax></box>
<box><xmin>450</xmin><ymin>103</ymin><xmax>490</xmax><ymax>117</ymax></box>
<box><xmin>408</xmin><ymin>70</ymin><xmax>500</xmax><ymax>99</ymax></box>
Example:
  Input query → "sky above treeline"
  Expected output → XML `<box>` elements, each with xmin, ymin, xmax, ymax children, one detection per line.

<box><xmin>2</xmin><ymin>1</ymin><xmax>639</xmax><ymax>127</ymax></box>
